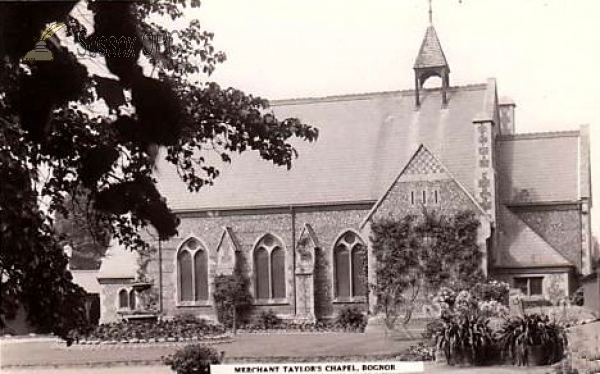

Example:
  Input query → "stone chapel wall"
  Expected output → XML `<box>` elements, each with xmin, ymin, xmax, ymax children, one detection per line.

<box><xmin>145</xmin><ymin>205</ymin><xmax>371</xmax><ymax>320</ymax></box>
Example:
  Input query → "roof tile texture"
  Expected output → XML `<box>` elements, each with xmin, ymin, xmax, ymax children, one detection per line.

<box><xmin>495</xmin><ymin>206</ymin><xmax>572</xmax><ymax>268</ymax></box>
<box><xmin>156</xmin><ymin>84</ymin><xmax>489</xmax><ymax>211</ymax></box>
<box><xmin>496</xmin><ymin>133</ymin><xmax>579</xmax><ymax>203</ymax></box>
<box><xmin>414</xmin><ymin>26</ymin><xmax>449</xmax><ymax>69</ymax></box>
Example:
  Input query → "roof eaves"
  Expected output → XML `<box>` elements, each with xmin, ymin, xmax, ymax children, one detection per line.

<box><xmin>173</xmin><ymin>200</ymin><xmax>376</xmax><ymax>215</ymax></box>
<box><xmin>504</xmin><ymin>200</ymin><xmax>582</xmax><ymax>208</ymax></box>
<box><xmin>497</xmin><ymin>130</ymin><xmax>580</xmax><ymax>141</ymax></box>
<box><xmin>493</xmin><ymin>264</ymin><xmax>575</xmax><ymax>271</ymax></box>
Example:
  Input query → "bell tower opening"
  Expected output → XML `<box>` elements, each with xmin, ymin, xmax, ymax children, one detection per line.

<box><xmin>413</xmin><ymin>2</ymin><xmax>450</xmax><ymax>108</ymax></box>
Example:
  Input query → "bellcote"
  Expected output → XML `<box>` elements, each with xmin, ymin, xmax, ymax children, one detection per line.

<box><xmin>414</xmin><ymin>25</ymin><xmax>450</xmax><ymax>107</ymax></box>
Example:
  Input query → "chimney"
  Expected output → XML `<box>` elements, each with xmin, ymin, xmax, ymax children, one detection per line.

<box><xmin>499</xmin><ymin>97</ymin><xmax>516</xmax><ymax>134</ymax></box>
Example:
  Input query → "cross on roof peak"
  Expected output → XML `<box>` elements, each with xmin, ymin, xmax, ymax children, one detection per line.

<box><xmin>428</xmin><ymin>0</ymin><xmax>433</xmax><ymax>24</ymax></box>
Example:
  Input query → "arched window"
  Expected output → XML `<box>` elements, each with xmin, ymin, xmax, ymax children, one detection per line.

<box><xmin>254</xmin><ymin>234</ymin><xmax>286</xmax><ymax>300</ymax></box>
<box><xmin>334</xmin><ymin>231</ymin><xmax>366</xmax><ymax>298</ymax></box>
<box><xmin>118</xmin><ymin>289</ymin><xmax>129</xmax><ymax>309</ymax></box>
<box><xmin>129</xmin><ymin>290</ymin><xmax>137</xmax><ymax>310</ymax></box>
<box><xmin>177</xmin><ymin>238</ymin><xmax>209</xmax><ymax>303</ymax></box>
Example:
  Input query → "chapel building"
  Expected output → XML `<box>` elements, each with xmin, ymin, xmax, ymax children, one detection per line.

<box><xmin>97</xmin><ymin>21</ymin><xmax>593</xmax><ymax>323</ymax></box>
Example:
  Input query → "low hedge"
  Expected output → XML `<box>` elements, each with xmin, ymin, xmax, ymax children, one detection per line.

<box><xmin>80</xmin><ymin>317</ymin><xmax>226</xmax><ymax>343</ymax></box>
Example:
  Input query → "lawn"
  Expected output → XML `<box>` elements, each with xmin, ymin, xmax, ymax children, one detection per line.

<box><xmin>0</xmin><ymin>333</ymin><xmax>420</xmax><ymax>368</ymax></box>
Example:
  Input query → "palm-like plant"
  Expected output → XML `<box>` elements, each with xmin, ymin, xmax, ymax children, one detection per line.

<box><xmin>497</xmin><ymin>313</ymin><xmax>567</xmax><ymax>366</ymax></box>
<box><xmin>435</xmin><ymin>310</ymin><xmax>493</xmax><ymax>365</ymax></box>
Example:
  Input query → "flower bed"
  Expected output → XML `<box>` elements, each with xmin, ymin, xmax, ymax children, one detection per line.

<box><xmin>233</xmin><ymin>307</ymin><xmax>366</xmax><ymax>333</ymax></box>
<box><xmin>78</xmin><ymin>316</ymin><xmax>227</xmax><ymax>344</ymax></box>
<box><xmin>235</xmin><ymin>321</ymin><xmax>365</xmax><ymax>334</ymax></box>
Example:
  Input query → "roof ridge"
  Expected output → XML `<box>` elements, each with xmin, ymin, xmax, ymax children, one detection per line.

<box><xmin>270</xmin><ymin>83</ymin><xmax>488</xmax><ymax>106</ymax></box>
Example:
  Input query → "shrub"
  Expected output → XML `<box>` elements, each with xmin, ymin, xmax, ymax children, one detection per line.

<box><xmin>335</xmin><ymin>307</ymin><xmax>366</xmax><ymax>331</ymax></box>
<box><xmin>213</xmin><ymin>273</ymin><xmax>253</xmax><ymax>329</ymax></box>
<box><xmin>497</xmin><ymin>313</ymin><xmax>567</xmax><ymax>366</ymax></box>
<box><xmin>570</xmin><ymin>287</ymin><xmax>584</xmax><ymax>306</ymax></box>
<box><xmin>173</xmin><ymin>314</ymin><xmax>200</xmax><ymax>324</ymax></box>
<box><xmin>470</xmin><ymin>280</ymin><xmax>510</xmax><ymax>305</ymax></box>
<box><xmin>423</xmin><ymin>319</ymin><xmax>443</xmax><ymax>341</ymax></box>
<box><xmin>396</xmin><ymin>342</ymin><xmax>435</xmax><ymax>361</ymax></box>
<box><xmin>257</xmin><ymin>310</ymin><xmax>281</xmax><ymax>329</ymax></box>
<box><xmin>164</xmin><ymin>344</ymin><xmax>223</xmax><ymax>374</ymax></box>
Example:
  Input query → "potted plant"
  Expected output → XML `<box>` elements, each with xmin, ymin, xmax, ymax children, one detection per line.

<box><xmin>497</xmin><ymin>313</ymin><xmax>567</xmax><ymax>366</ymax></box>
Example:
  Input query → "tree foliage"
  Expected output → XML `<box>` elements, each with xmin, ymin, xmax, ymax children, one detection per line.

<box><xmin>370</xmin><ymin>210</ymin><xmax>484</xmax><ymax>328</ymax></box>
<box><xmin>0</xmin><ymin>0</ymin><xmax>317</xmax><ymax>335</ymax></box>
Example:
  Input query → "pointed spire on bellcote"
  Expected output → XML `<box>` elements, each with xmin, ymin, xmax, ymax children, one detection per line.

<box><xmin>414</xmin><ymin>0</ymin><xmax>450</xmax><ymax>108</ymax></box>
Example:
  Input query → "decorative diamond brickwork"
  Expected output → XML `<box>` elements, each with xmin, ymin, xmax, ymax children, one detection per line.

<box><xmin>404</xmin><ymin>147</ymin><xmax>444</xmax><ymax>175</ymax></box>
<box><xmin>476</xmin><ymin>124</ymin><xmax>493</xmax><ymax>213</ymax></box>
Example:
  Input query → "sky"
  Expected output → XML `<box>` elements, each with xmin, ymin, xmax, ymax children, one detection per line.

<box><xmin>183</xmin><ymin>0</ymin><xmax>600</xmax><ymax>237</ymax></box>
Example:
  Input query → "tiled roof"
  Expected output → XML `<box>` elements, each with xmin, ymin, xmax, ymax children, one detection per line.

<box><xmin>414</xmin><ymin>26</ymin><xmax>449</xmax><ymax>69</ymax></box>
<box><xmin>156</xmin><ymin>83</ymin><xmax>492</xmax><ymax>212</ymax></box>
<box><xmin>71</xmin><ymin>270</ymin><xmax>101</xmax><ymax>294</ymax></box>
<box><xmin>97</xmin><ymin>240</ymin><xmax>138</xmax><ymax>280</ymax></box>
<box><xmin>496</xmin><ymin>132</ymin><xmax>580</xmax><ymax>203</ymax></box>
<box><xmin>494</xmin><ymin>206</ymin><xmax>573</xmax><ymax>268</ymax></box>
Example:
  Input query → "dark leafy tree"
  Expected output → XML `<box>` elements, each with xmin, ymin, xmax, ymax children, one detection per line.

<box><xmin>370</xmin><ymin>210</ymin><xmax>483</xmax><ymax>331</ymax></box>
<box><xmin>213</xmin><ymin>270</ymin><xmax>253</xmax><ymax>333</ymax></box>
<box><xmin>0</xmin><ymin>0</ymin><xmax>318</xmax><ymax>336</ymax></box>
